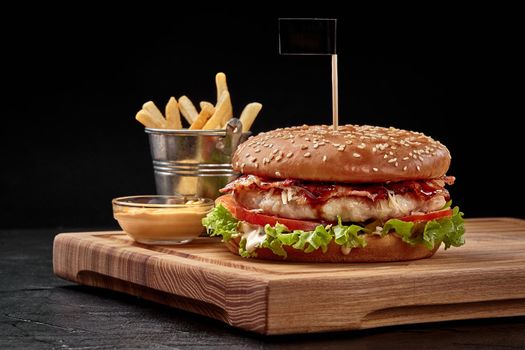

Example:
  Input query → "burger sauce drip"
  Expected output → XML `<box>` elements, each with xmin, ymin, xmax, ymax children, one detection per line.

<box><xmin>300</xmin><ymin>183</ymin><xmax>390</xmax><ymax>204</ymax></box>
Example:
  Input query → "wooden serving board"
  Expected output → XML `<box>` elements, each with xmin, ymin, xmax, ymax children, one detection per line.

<box><xmin>53</xmin><ymin>218</ymin><xmax>525</xmax><ymax>335</ymax></box>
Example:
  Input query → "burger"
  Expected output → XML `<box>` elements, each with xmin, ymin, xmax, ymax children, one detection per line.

<box><xmin>203</xmin><ymin>124</ymin><xmax>465</xmax><ymax>262</ymax></box>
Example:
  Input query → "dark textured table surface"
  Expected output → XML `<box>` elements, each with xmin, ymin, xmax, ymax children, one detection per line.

<box><xmin>2</xmin><ymin>228</ymin><xmax>525</xmax><ymax>349</ymax></box>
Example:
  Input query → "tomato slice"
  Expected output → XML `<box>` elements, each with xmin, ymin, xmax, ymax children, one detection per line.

<box><xmin>216</xmin><ymin>195</ymin><xmax>321</xmax><ymax>231</ymax></box>
<box><xmin>399</xmin><ymin>208</ymin><xmax>453</xmax><ymax>222</ymax></box>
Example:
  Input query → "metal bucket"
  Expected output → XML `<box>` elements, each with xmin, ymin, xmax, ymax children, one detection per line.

<box><xmin>145</xmin><ymin>118</ymin><xmax>249</xmax><ymax>199</ymax></box>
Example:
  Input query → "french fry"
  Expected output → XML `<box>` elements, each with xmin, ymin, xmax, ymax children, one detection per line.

<box><xmin>178</xmin><ymin>95</ymin><xmax>199</xmax><ymax>125</ymax></box>
<box><xmin>215</xmin><ymin>73</ymin><xmax>231</xmax><ymax>127</ymax></box>
<box><xmin>199</xmin><ymin>101</ymin><xmax>215</xmax><ymax>116</ymax></box>
<box><xmin>189</xmin><ymin>103</ymin><xmax>214</xmax><ymax>130</ymax></box>
<box><xmin>203</xmin><ymin>91</ymin><xmax>231</xmax><ymax>130</ymax></box>
<box><xmin>135</xmin><ymin>109</ymin><xmax>164</xmax><ymax>128</ymax></box>
<box><xmin>219</xmin><ymin>92</ymin><xmax>233</xmax><ymax>128</ymax></box>
<box><xmin>142</xmin><ymin>101</ymin><xmax>166</xmax><ymax>128</ymax></box>
<box><xmin>135</xmin><ymin>72</ymin><xmax>262</xmax><ymax>131</ymax></box>
<box><xmin>215</xmin><ymin>72</ymin><xmax>228</xmax><ymax>103</ymax></box>
<box><xmin>165</xmin><ymin>97</ymin><xmax>182</xmax><ymax>129</ymax></box>
<box><xmin>239</xmin><ymin>102</ymin><xmax>262</xmax><ymax>132</ymax></box>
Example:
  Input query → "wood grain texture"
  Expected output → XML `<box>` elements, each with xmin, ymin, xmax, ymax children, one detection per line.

<box><xmin>53</xmin><ymin>218</ymin><xmax>525</xmax><ymax>335</ymax></box>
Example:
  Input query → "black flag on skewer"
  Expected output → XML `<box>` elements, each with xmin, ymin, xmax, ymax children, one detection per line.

<box><xmin>278</xmin><ymin>18</ymin><xmax>339</xmax><ymax>128</ymax></box>
<box><xmin>278</xmin><ymin>18</ymin><xmax>337</xmax><ymax>55</ymax></box>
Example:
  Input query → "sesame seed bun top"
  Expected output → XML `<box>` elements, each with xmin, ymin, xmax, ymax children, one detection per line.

<box><xmin>232</xmin><ymin>124</ymin><xmax>451</xmax><ymax>183</ymax></box>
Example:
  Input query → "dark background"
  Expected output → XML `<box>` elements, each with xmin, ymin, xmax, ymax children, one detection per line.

<box><xmin>1</xmin><ymin>5</ymin><xmax>522</xmax><ymax>229</ymax></box>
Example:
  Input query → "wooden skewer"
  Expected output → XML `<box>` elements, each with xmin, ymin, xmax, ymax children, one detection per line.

<box><xmin>331</xmin><ymin>54</ymin><xmax>339</xmax><ymax>130</ymax></box>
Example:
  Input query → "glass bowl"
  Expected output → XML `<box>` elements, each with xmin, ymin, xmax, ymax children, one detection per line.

<box><xmin>112</xmin><ymin>195</ymin><xmax>214</xmax><ymax>245</ymax></box>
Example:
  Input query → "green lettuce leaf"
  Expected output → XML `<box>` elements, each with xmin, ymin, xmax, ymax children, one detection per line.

<box><xmin>201</xmin><ymin>204</ymin><xmax>238</xmax><ymax>241</ymax></box>
<box><xmin>442</xmin><ymin>206</ymin><xmax>465</xmax><ymax>249</ymax></box>
<box><xmin>382</xmin><ymin>219</ymin><xmax>415</xmax><ymax>245</ymax></box>
<box><xmin>292</xmin><ymin>225</ymin><xmax>333</xmax><ymax>253</ymax></box>
<box><xmin>202</xmin><ymin>204</ymin><xmax>466</xmax><ymax>259</ymax></box>
<box><xmin>258</xmin><ymin>224</ymin><xmax>334</xmax><ymax>257</ymax></box>
<box><xmin>261</xmin><ymin>223</ymin><xmax>294</xmax><ymax>257</ymax></box>
<box><xmin>381</xmin><ymin>207</ymin><xmax>465</xmax><ymax>250</ymax></box>
<box><xmin>333</xmin><ymin>217</ymin><xmax>367</xmax><ymax>252</ymax></box>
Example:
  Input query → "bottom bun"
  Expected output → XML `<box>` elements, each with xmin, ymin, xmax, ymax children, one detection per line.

<box><xmin>224</xmin><ymin>234</ymin><xmax>440</xmax><ymax>263</ymax></box>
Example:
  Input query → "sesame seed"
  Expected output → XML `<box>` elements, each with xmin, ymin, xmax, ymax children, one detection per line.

<box><xmin>403</xmin><ymin>166</ymin><xmax>408</xmax><ymax>171</ymax></box>
<box><xmin>245</xmin><ymin>153</ymin><xmax>251</xmax><ymax>158</ymax></box>
<box><xmin>345</xmin><ymin>140</ymin><xmax>353</xmax><ymax>145</ymax></box>
<box><xmin>384</xmin><ymin>154</ymin><xmax>389</xmax><ymax>159</ymax></box>
<box><xmin>322</xmin><ymin>155</ymin><xmax>327</xmax><ymax>162</ymax></box>
<box><xmin>251</xmin><ymin>157</ymin><xmax>257</xmax><ymax>163</ymax></box>
<box><xmin>286</xmin><ymin>152</ymin><xmax>293</xmax><ymax>158</ymax></box>
<box><xmin>305</xmin><ymin>137</ymin><xmax>310</xmax><ymax>141</ymax></box>
<box><xmin>263</xmin><ymin>157</ymin><xmax>269</xmax><ymax>164</ymax></box>
<box><xmin>417</xmin><ymin>165</ymin><xmax>421</xmax><ymax>171</ymax></box>
<box><xmin>313</xmin><ymin>143</ymin><xmax>319</xmax><ymax>149</ymax></box>
<box><xmin>358</xmin><ymin>143</ymin><xmax>366</xmax><ymax>149</ymax></box>
<box><xmin>290</xmin><ymin>140</ymin><xmax>295</xmax><ymax>143</ymax></box>
<box><xmin>272</xmin><ymin>149</ymin><xmax>278</xmax><ymax>154</ymax></box>
<box><xmin>389</xmin><ymin>151</ymin><xmax>394</xmax><ymax>155</ymax></box>
<box><xmin>395</xmin><ymin>162</ymin><xmax>399</xmax><ymax>167</ymax></box>
<box><xmin>372</xmin><ymin>147</ymin><xmax>377</xmax><ymax>152</ymax></box>
<box><xmin>353</xmin><ymin>153</ymin><xmax>361</xmax><ymax>158</ymax></box>
<box><xmin>333</xmin><ymin>143</ymin><xmax>341</xmax><ymax>147</ymax></box>
<box><xmin>373</xmin><ymin>167</ymin><xmax>379</xmax><ymax>172</ymax></box>
<box><xmin>254</xmin><ymin>148</ymin><xmax>261</xmax><ymax>153</ymax></box>
<box><xmin>388</xmin><ymin>158</ymin><xmax>397</xmax><ymax>163</ymax></box>
<box><xmin>254</xmin><ymin>163</ymin><xmax>259</xmax><ymax>168</ymax></box>
<box><xmin>403</xmin><ymin>157</ymin><xmax>409</xmax><ymax>160</ymax></box>
<box><xmin>304</xmin><ymin>152</ymin><xmax>311</xmax><ymax>158</ymax></box>
<box><xmin>276</xmin><ymin>155</ymin><xmax>282</xmax><ymax>161</ymax></box>
<box><xmin>275</xmin><ymin>171</ymin><xmax>281</xmax><ymax>177</ymax></box>
<box><xmin>301</xmin><ymin>144</ymin><xmax>308</xmax><ymax>150</ymax></box>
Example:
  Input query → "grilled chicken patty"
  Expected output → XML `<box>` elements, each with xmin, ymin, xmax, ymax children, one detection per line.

<box><xmin>234</xmin><ymin>189</ymin><xmax>446</xmax><ymax>222</ymax></box>
<box><xmin>223</xmin><ymin>175</ymin><xmax>453</xmax><ymax>222</ymax></box>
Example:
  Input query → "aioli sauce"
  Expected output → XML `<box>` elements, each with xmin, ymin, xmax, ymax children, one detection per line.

<box><xmin>113</xmin><ymin>197</ymin><xmax>213</xmax><ymax>245</ymax></box>
<box><xmin>238</xmin><ymin>221</ymin><xmax>266</xmax><ymax>253</ymax></box>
